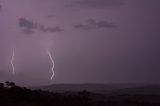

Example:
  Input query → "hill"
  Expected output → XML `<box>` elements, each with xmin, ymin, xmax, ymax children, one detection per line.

<box><xmin>31</xmin><ymin>83</ymin><xmax>160</xmax><ymax>94</ymax></box>
<box><xmin>1</xmin><ymin>82</ymin><xmax>160</xmax><ymax>106</ymax></box>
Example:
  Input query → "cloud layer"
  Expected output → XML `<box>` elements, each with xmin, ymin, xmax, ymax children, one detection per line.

<box><xmin>18</xmin><ymin>18</ymin><xmax>37</xmax><ymax>34</ymax></box>
<box><xmin>18</xmin><ymin>18</ymin><xmax>63</xmax><ymax>34</ymax></box>
<box><xmin>74</xmin><ymin>19</ymin><xmax>117</xmax><ymax>30</ymax></box>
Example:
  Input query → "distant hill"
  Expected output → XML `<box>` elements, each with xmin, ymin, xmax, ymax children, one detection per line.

<box><xmin>2</xmin><ymin>82</ymin><xmax>160</xmax><ymax>106</ymax></box>
<box><xmin>108</xmin><ymin>85</ymin><xmax>160</xmax><ymax>95</ymax></box>
<box><xmin>31</xmin><ymin>84</ymin><xmax>119</xmax><ymax>92</ymax></box>
<box><xmin>31</xmin><ymin>83</ymin><xmax>160</xmax><ymax>95</ymax></box>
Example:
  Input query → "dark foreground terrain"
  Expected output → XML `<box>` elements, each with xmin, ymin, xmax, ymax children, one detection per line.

<box><xmin>1</xmin><ymin>82</ymin><xmax>160</xmax><ymax>106</ymax></box>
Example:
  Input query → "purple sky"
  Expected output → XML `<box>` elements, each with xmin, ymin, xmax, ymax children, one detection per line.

<box><xmin>0</xmin><ymin>0</ymin><xmax>160</xmax><ymax>86</ymax></box>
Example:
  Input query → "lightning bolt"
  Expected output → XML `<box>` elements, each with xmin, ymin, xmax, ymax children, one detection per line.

<box><xmin>11</xmin><ymin>48</ymin><xmax>15</xmax><ymax>75</ymax></box>
<box><xmin>47</xmin><ymin>49</ymin><xmax>55</xmax><ymax>80</ymax></box>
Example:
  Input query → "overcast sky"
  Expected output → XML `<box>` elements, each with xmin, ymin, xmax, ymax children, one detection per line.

<box><xmin>0</xmin><ymin>0</ymin><xmax>160</xmax><ymax>86</ymax></box>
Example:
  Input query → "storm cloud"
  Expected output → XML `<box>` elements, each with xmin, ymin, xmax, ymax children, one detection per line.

<box><xmin>18</xmin><ymin>18</ymin><xmax>63</xmax><ymax>34</ymax></box>
<box><xmin>66</xmin><ymin>0</ymin><xmax>125</xmax><ymax>8</ymax></box>
<box><xmin>18</xmin><ymin>18</ymin><xmax>37</xmax><ymax>34</ymax></box>
<box><xmin>74</xmin><ymin>19</ymin><xmax>117</xmax><ymax>30</ymax></box>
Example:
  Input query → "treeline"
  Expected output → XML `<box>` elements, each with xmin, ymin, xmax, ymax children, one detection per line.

<box><xmin>0</xmin><ymin>81</ymin><xmax>91</xmax><ymax>106</ymax></box>
<box><xmin>0</xmin><ymin>81</ymin><xmax>160</xmax><ymax>106</ymax></box>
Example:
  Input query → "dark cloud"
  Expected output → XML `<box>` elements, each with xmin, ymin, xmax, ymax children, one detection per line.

<box><xmin>74</xmin><ymin>19</ymin><xmax>117</xmax><ymax>30</ymax></box>
<box><xmin>66</xmin><ymin>0</ymin><xmax>124</xmax><ymax>8</ymax></box>
<box><xmin>87</xmin><ymin>19</ymin><xmax>117</xmax><ymax>28</ymax></box>
<box><xmin>19</xmin><ymin>18</ymin><xmax>37</xmax><ymax>30</ymax></box>
<box><xmin>18</xmin><ymin>18</ymin><xmax>37</xmax><ymax>34</ymax></box>
<box><xmin>18</xmin><ymin>18</ymin><xmax>63</xmax><ymax>34</ymax></box>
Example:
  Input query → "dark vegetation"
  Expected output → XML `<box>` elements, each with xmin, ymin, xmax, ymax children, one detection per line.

<box><xmin>0</xmin><ymin>81</ymin><xmax>160</xmax><ymax>106</ymax></box>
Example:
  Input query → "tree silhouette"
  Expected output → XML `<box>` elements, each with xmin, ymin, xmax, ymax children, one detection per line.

<box><xmin>0</xmin><ymin>81</ymin><xmax>160</xmax><ymax>106</ymax></box>
<box><xmin>0</xmin><ymin>83</ymin><xmax>4</xmax><ymax>88</ymax></box>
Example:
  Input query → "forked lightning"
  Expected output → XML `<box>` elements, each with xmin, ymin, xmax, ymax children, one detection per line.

<box><xmin>11</xmin><ymin>48</ymin><xmax>15</xmax><ymax>74</ymax></box>
<box><xmin>47</xmin><ymin>50</ymin><xmax>55</xmax><ymax>80</ymax></box>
